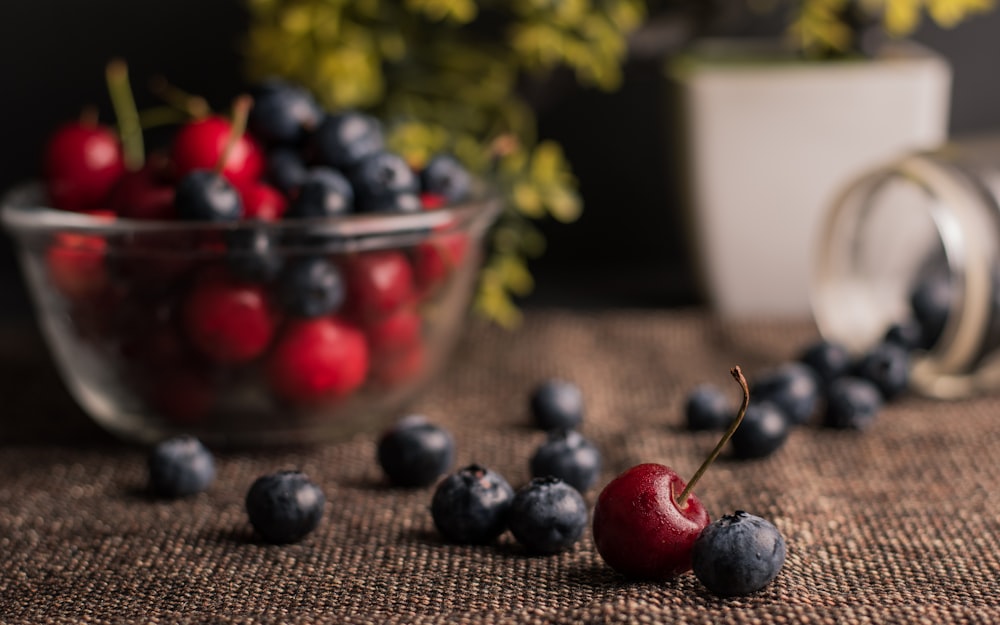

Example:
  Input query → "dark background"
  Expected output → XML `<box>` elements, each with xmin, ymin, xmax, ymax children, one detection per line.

<box><xmin>1</xmin><ymin>1</ymin><xmax>999</xmax><ymax>322</ymax></box>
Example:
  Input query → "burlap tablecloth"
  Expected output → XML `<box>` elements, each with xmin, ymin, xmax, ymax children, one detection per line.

<box><xmin>2</xmin><ymin>309</ymin><xmax>998</xmax><ymax>624</ymax></box>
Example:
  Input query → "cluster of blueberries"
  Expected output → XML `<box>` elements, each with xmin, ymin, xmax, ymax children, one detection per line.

<box><xmin>144</xmin><ymin>378</ymin><xmax>603</xmax><ymax>551</ymax></box>
<box><xmin>388</xmin><ymin>379</ymin><xmax>601</xmax><ymax>555</ymax></box>
<box><xmin>685</xmin><ymin>270</ymin><xmax>951</xmax><ymax>459</ymax></box>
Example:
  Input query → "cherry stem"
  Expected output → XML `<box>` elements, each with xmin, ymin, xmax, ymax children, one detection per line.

<box><xmin>676</xmin><ymin>365</ymin><xmax>750</xmax><ymax>508</ymax></box>
<box><xmin>148</xmin><ymin>76</ymin><xmax>211</xmax><ymax>119</ymax></box>
<box><xmin>215</xmin><ymin>95</ymin><xmax>252</xmax><ymax>175</ymax></box>
<box><xmin>105</xmin><ymin>59</ymin><xmax>144</xmax><ymax>171</ymax></box>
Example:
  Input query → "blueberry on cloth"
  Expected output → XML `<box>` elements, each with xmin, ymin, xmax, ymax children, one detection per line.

<box><xmin>529</xmin><ymin>429</ymin><xmax>602</xmax><ymax>492</ymax></box>
<box><xmin>684</xmin><ymin>383</ymin><xmax>732</xmax><ymax>431</ymax></box>
<box><xmin>245</xmin><ymin>470</ymin><xmax>326</xmax><ymax>544</ymax></box>
<box><xmin>148</xmin><ymin>435</ymin><xmax>216</xmax><ymax>498</ymax></box>
<box><xmin>507</xmin><ymin>477</ymin><xmax>588</xmax><ymax>555</ymax></box>
<box><xmin>430</xmin><ymin>464</ymin><xmax>514</xmax><ymax>544</ymax></box>
<box><xmin>692</xmin><ymin>510</ymin><xmax>786</xmax><ymax>597</ymax></box>
<box><xmin>823</xmin><ymin>376</ymin><xmax>883</xmax><ymax>431</ymax></box>
<box><xmin>752</xmin><ymin>362</ymin><xmax>820</xmax><ymax>426</ymax></box>
<box><xmin>730</xmin><ymin>400</ymin><xmax>790</xmax><ymax>460</ymax></box>
<box><xmin>377</xmin><ymin>415</ymin><xmax>455</xmax><ymax>488</ymax></box>
<box><xmin>529</xmin><ymin>379</ymin><xmax>584</xmax><ymax>431</ymax></box>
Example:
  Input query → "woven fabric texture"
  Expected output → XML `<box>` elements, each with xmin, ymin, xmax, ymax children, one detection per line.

<box><xmin>2</xmin><ymin>309</ymin><xmax>999</xmax><ymax>624</ymax></box>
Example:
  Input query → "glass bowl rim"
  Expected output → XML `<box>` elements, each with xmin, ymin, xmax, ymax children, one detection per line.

<box><xmin>1</xmin><ymin>180</ymin><xmax>504</xmax><ymax>240</ymax></box>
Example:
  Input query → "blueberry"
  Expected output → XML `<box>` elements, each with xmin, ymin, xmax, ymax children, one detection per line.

<box><xmin>430</xmin><ymin>464</ymin><xmax>515</xmax><ymax>544</ymax></box>
<box><xmin>285</xmin><ymin>167</ymin><xmax>354</xmax><ymax>219</ymax></box>
<box><xmin>730</xmin><ymin>401</ymin><xmax>789</xmax><ymax>460</ymax></box>
<box><xmin>507</xmin><ymin>477</ymin><xmax>588</xmax><ymax>555</ymax></box>
<box><xmin>266</xmin><ymin>147</ymin><xmax>309</xmax><ymax>195</ymax></box>
<box><xmin>248</xmin><ymin>79</ymin><xmax>322</xmax><ymax>146</ymax></box>
<box><xmin>148</xmin><ymin>435</ymin><xmax>216</xmax><ymax>498</ymax></box>
<box><xmin>529</xmin><ymin>429</ymin><xmax>602</xmax><ymax>492</ymax></box>
<box><xmin>276</xmin><ymin>256</ymin><xmax>345</xmax><ymax>317</ymax></box>
<box><xmin>752</xmin><ymin>362</ymin><xmax>820</xmax><ymax>426</ymax></box>
<box><xmin>684</xmin><ymin>383</ymin><xmax>732</xmax><ymax>431</ymax></box>
<box><xmin>798</xmin><ymin>339</ymin><xmax>852</xmax><ymax>386</ymax></box>
<box><xmin>854</xmin><ymin>341</ymin><xmax>910</xmax><ymax>400</ymax></box>
<box><xmin>352</xmin><ymin>151</ymin><xmax>421</xmax><ymax>214</ymax></box>
<box><xmin>883</xmin><ymin>317</ymin><xmax>925</xmax><ymax>352</ymax></box>
<box><xmin>692</xmin><ymin>510</ymin><xmax>786</xmax><ymax>597</ymax></box>
<box><xmin>226</xmin><ymin>225</ymin><xmax>283</xmax><ymax>282</ymax></box>
<box><xmin>376</xmin><ymin>415</ymin><xmax>455</xmax><ymax>488</ymax></box>
<box><xmin>174</xmin><ymin>170</ymin><xmax>242</xmax><ymax>221</ymax></box>
<box><xmin>824</xmin><ymin>376</ymin><xmax>882</xmax><ymax>430</ymax></box>
<box><xmin>529</xmin><ymin>379</ymin><xmax>584</xmax><ymax>431</ymax></box>
<box><xmin>245</xmin><ymin>470</ymin><xmax>326</xmax><ymax>544</ymax></box>
<box><xmin>313</xmin><ymin>110</ymin><xmax>385</xmax><ymax>171</ymax></box>
<box><xmin>420</xmin><ymin>153</ymin><xmax>472</xmax><ymax>203</ymax></box>
<box><xmin>910</xmin><ymin>270</ymin><xmax>953</xmax><ymax>349</ymax></box>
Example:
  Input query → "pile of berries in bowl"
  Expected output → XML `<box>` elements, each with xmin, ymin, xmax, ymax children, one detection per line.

<box><xmin>1</xmin><ymin>77</ymin><xmax>502</xmax><ymax>447</ymax></box>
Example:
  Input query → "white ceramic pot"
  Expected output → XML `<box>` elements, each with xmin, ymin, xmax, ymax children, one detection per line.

<box><xmin>670</xmin><ymin>40</ymin><xmax>952</xmax><ymax>319</ymax></box>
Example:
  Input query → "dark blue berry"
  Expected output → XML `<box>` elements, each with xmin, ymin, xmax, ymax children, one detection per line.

<box><xmin>352</xmin><ymin>151</ymin><xmax>421</xmax><ymax>214</ymax></box>
<box><xmin>174</xmin><ymin>170</ymin><xmax>242</xmax><ymax>222</ymax></box>
<box><xmin>529</xmin><ymin>379</ymin><xmax>584</xmax><ymax>431</ymax></box>
<box><xmin>507</xmin><ymin>477</ymin><xmax>588</xmax><ymax>555</ymax></box>
<box><xmin>313</xmin><ymin>111</ymin><xmax>385</xmax><ymax>170</ymax></box>
<box><xmin>285</xmin><ymin>167</ymin><xmax>354</xmax><ymax>218</ymax></box>
<box><xmin>376</xmin><ymin>415</ymin><xmax>455</xmax><ymax>488</ymax></box>
<box><xmin>276</xmin><ymin>256</ymin><xmax>345</xmax><ymax>317</ymax></box>
<box><xmin>148</xmin><ymin>436</ymin><xmax>215</xmax><ymax>498</ymax></box>
<box><xmin>245</xmin><ymin>470</ymin><xmax>326</xmax><ymax>544</ymax></box>
<box><xmin>685</xmin><ymin>383</ymin><xmax>732</xmax><ymax>431</ymax></box>
<box><xmin>266</xmin><ymin>147</ymin><xmax>309</xmax><ymax>195</ymax></box>
<box><xmin>692</xmin><ymin>510</ymin><xmax>786</xmax><ymax>597</ymax></box>
<box><xmin>884</xmin><ymin>317</ymin><xmax>925</xmax><ymax>352</ymax></box>
<box><xmin>420</xmin><ymin>153</ymin><xmax>472</xmax><ymax>203</ymax></box>
<box><xmin>910</xmin><ymin>270</ymin><xmax>953</xmax><ymax>349</ymax></box>
<box><xmin>798</xmin><ymin>339</ymin><xmax>852</xmax><ymax>386</ymax></box>
<box><xmin>248</xmin><ymin>79</ymin><xmax>322</xmax><ymax>146</ymax></box>
<box><xmin>752</xmin><ymin>362</ymin><xmax>820</xmax><ymax>426</ymax></box>
<box><xmin>730</xmin><ymin>401</ymin><xmax>789</xmax><ymax>460</ymax></box>
<box><xmin>430</xmin><ymin>464</ymin><xmax>515</xmax><ymax>544</ymax></box>
<box><xmin>529</xmin><ymin>429</ymin><xmax>602</xmax><ymax>492</ymax></box>
<box><xmin>854</xmin><ymin>341</ymin><xmax>910</xmax><ymax>400</ymax></box>
<box><xmin>226</xmin><ymin>225</ymin><xmax>283</xmax><ymax>282</ymax></box>
<box><xmin>824</xmin><ymin>376</ymin><xmax>882</xmax><ymax>430</ymax></box>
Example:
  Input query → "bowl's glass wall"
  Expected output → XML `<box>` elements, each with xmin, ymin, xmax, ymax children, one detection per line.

<box><xmin>3</xmin><ymin>185</ymin><xmax>501</xmax><ymax>445</ymax></box>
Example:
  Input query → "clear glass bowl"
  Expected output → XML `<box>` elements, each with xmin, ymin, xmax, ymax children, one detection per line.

<box><xmin>2</xmin><ymin>182</ymin><xmax>502</xmax><ymax>446</ymax></box>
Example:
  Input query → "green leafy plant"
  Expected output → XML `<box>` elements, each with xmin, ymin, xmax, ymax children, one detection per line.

<box><xmin>774</xmin><ymin>0</ymin><xmax>995</xmax><ymax>57</ymax></box>
<box><xmin>243</xmin><ymin>0</ymin><xmax>648</xmax><ymax>327</ymax></box>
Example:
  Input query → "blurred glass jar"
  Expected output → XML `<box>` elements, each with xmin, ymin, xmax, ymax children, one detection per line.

<box><xmin>813</xmin><ymin>136</ymin><xmax>1000</xmax><ymax>399</ymax></box>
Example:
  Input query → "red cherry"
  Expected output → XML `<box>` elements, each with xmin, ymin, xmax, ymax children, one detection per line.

<box><xmin>371</xmin><ymin>340</ymin><xmax>425</xmax><ymax>387</ymax></box>
<box><xmin>171</xmin><ymin>115</ymin><xmax>264</xmax><ymax>185</ymax></box>
<box><xmin>591</xmin><ymin>367</ymin><xmax>750</xmax><ymax>580</ymax></box>
<box><xmin>344</xmin><ymin>251</ymin><xmax>416</xmax><ymax>320</ymax></box>
<box><xmin>592</xmin><ymin>463</ymin><xmax>710</xmax><ymax>580</ymax></box>
<box><xmin>43</xmin><ymin>122</ymin><xmax>125</xmax><ymax>211</ymax></box>
<box><xmin>107</xmin><ymin>158</ymin><xmax>176</xmax><ymax>220</ymax></box>
<box><xmin>420</xmin><ymin>192</ymin><xmax>446</xmax><ymax>210</ymax></box>
<box><xmin>45</xmin><ymin>233</ymin><xmax>110</xmax><ymax>301</ymax></box>
<box><xmin>238</xmin><ymin>181</ymin><xmax>288</xmax><ymax>221</ymax></box>
<box><xmin>266</xmin><ymin>316</ymin><xmax>369</xmax><ymax>403</ymax></box>
<box><xmin>365</xmin><ymin>306</ymin><xmax>422</xmax><ymax>356</ymax></box>
<box><xmin>413</xmin><ymin>232</ymin><xmax>469</xmax><ymax>295</ymax></box>
<box><xmin>181</xmin><ymin>270</ymin><xmax>278</xmax><ymax>363</ymax></box>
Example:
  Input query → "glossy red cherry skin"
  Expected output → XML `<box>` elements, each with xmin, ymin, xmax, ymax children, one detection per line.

<box><xmin>343</xmin><ymin>251</ymin><xmax>416</xmax><ymax>320</ymax></box>
<box><xmin>238</xmin><ymin>181</ymin><xmax>288</xmax><ymax>221</ymax></box>
<box><xmin>43</xmin><ymin>122</ymin><xmax>125</xmax><ymax>211</ymax></box>
<box><xmin>181</xmin><ymin>269</ymin><xmax>278</xmax><ymax>364</ymax></box>
<box><xmin>414</xmin><ymin>233</ymin><xmax>469</xmax><ymax>294</ymax></box>
<box><xmin>107</xmin><ymin>155</ymin><xmax>176</xmax><ymax>220</ymax></box>
<box><xmin>592</xmin><ymin>463</ymin><xmax>711</xmax><ymax>580</ymax></box>
<box><xmin>45</xmin><ymin>233</ymin><xmax>110</xmax><ymax>301</ymax></box>
<box><xmin>171</xmin><ymin>116</ymin><xmax>264</xmax><ymax>185</ymax></box>
<box><xmin>266</xmin><ymin>317</ymin><xmax>369</xmax><ymax>403</ymax></box>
